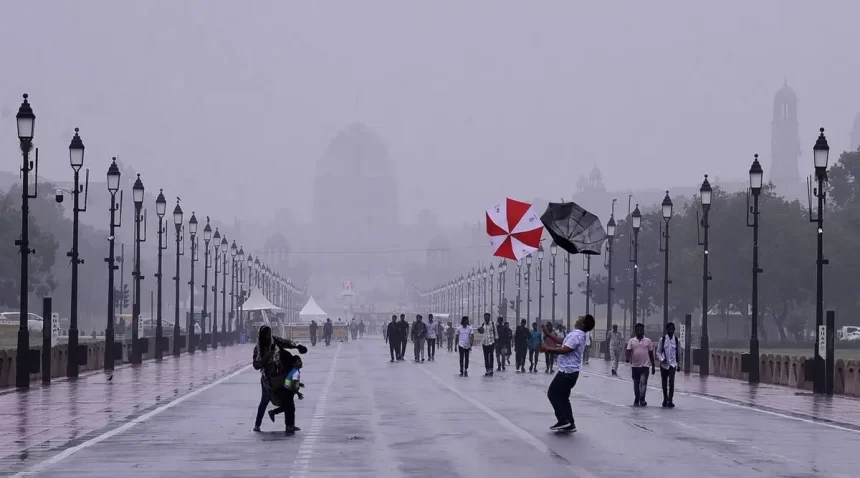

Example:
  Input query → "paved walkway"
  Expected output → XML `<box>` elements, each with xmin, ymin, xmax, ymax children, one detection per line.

<box><xmin>0</xmin><ymin>345</ymin><xmax>252</xmax><ymax>476</ymax></box>
<box><xmin>3</xmin><ymin>337</ymin><xmax>858</xmax><ymax>477</ymax></box>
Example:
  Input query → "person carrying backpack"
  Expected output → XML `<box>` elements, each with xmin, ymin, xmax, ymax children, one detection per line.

<box><xmin>657</xmin><ymin>322</ymin><xmax>680</xmax><ymax>408</ymax></box>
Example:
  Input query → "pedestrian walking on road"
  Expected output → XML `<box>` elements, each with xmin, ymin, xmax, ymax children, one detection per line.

<box><xmin>387</xmin><ymin>315</ymin><xmax>399</xmax><ymax>362</ymax></box>
<box><xmin>398</xmin><ymin>314</ymin><xmax>409</xmax><ymax>360</ymax></box>
<box><xmin>543</xmin><ymin>323</ymin><xmax>558</xmax><ymax>374</ymax></box>
<box><xmin>359</xmin><ymin>320</ymin><xmax>365</xmax><ymax>338</ymax></box>
<box><xmin>323</xmin><ymin>318</ymin><xmax>333</xmax><ymax>346</ymax></box>
<box><xmin>626</xmin><ymin>323</ymin><xmax>656</xmax><ymax>406</ymax></box>
<box><xmin>495</xmin><ymin>317</ymin><xmax>508</xmax><ymax>372</ymax></box>
<box><xmin>528</xmin><ymin>322</ymin><xmax>542</xmax><ymax>373</ymax></box>
<box><xmin>426</xmin><ymin>314</ymin><xmax>438</xmax><ymax>361</ymax></box>
<box><xmin>478</xmin><ymin>313</ymin><xmax>497</xmax><ymax>376</ymax></box>
<box><xmin>514</xmin><ymin>319</ymin><xmax>529</xmax><ymax>372</ymax></box>
<box><xmin>252</xmin><ymin>325</ymin><xmax>307</xmax><ymax>432</ymax></box>
<box><xmin>583</xmin><ymin>331</ymin><xmax>592</xmax><ymax>364</ymax></box>
<box><xmin>412</xmin><ymin>315</ymin><xmax>427</xmax><ymax>362</ymax></box>
<box><xmin>309</xmin><ymin>320</ymin><xmax>318</xmax><ymax>346</ymax></box>
<box><xmin>446</xmin><ymin>322</ymin><xmax>455</xmax><ymax>352</ymax></box>
<box><xmin>607</xmin><ymin>325</ymin><xmax>624</xmax><ymax>375</ymax></box>
<box><xmin>457</xmin><ymin>316</ymin><xmax>474</xmax><ymax>376</ymax></box>
<box><xmin>540</xmin><ymin>314</ymin><xmax>594</xmax><ymax>433</ymax></box>
<box><xmin>657</xmin><ymin>322</ymin><xmax>680</xmax><ymax>408</ymax></box>
<box><xmin>504</xmin><ymin>321</ymin><xmax>513</xmax><ymax>366</ymax></box>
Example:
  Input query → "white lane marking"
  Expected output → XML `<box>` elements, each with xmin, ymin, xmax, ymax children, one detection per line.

<box><xmin>12</xmin><ymin>363</ymin><xmax>253</xmax><ymax>477</ymax></box>
<box><xmin>418</xmin><ymin>367</ymin><xmax>599</xmax><ymax>478</ymax></box>
<box><xmin>290</xmin><ymin>343</ymin><xmax>340</xmax><ymax>478</ymax></box>
<box><xmin>581</xmin><ymin>370</ymin><xmax>860</xmax><ymax>435</ymax></box>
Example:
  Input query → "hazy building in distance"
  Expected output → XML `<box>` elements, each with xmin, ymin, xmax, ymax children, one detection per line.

<box><xmin>770</xmin><ymin>81</ymin><xmax>803</xmax><ymax>199</ymax></box>
<box><xmin>851</xmin><ymin>113</ymin><xmax>860</xmax><ymax>151</ymax></box>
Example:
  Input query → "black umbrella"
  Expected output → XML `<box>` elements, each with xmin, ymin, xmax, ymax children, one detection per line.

<box><xmin>540</xmin><ymin>201</ymin><xmax>607</xmax><ymax>255</ymax></box>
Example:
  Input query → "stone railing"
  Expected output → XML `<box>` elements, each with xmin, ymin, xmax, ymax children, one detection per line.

<box><xmin>0</xmin><ymin>332</ymin><xmax>241</xmax><ymax>388</ymax></box>
<box><xmin>586</xmin><ymin>342</ymin><xmax>859</xmax><ymax>397</ymax></box>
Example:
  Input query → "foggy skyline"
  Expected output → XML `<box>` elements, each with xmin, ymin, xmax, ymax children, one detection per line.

<box><xmin>2</xmin><ymin>1</ymin><xmax>859</xmax><ymax>226</ymax></box>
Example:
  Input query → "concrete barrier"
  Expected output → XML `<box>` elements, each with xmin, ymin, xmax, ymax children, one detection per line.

<box><xmin>759</xmin><ymin>354</ymin><xmax>770</xmax><ymax>382</ymax></box>
<box><xmin>771</xmin><ymin>355</ymin><xmax>781</xmax><ymax>385</ymax></box>
<box><xmin>782</xmin><ymin>356</ymin><xmax>791</xmax><ymax>386</ymax></box>
<box><xmin>732</xmin><ymin>352</ymin><xmax>742</xmax><ymax>379</ymax></box>
<box><xmin>834</xmin><ymin>359</ymin><xmax>845</xmax><ymax>395</ymax></box>
<box><xmin>845</xmin><ymin>361</ymin><xmax>858</xmax><ymax>397</ymax></box>
<box><xmin>787</xmin><ymin>357</ymin><xmax>798</xmax><ymax>387</ymax></box>
<box><xmin>0</xmin><ymin>349</ymin><xmax>9</xmax><ymax>387</ymax></box>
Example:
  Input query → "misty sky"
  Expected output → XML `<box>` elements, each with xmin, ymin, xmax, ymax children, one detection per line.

<box><xmin>2</xmin><ymin>1</ymin><xmax>858</xmax><ymax>226</ymax></box>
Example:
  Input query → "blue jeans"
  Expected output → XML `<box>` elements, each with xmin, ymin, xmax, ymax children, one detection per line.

<box><xmin>254</xmin><ymin>377</ymin><xmax>270</xmax><ymax>427</ymax></box>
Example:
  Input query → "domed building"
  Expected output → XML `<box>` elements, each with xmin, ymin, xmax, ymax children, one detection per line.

<box><xmin>312</xmin><ymin>123</ymin><xmax>399</xmax><ymax>243</ymax></box>
<box><xmin>770</xmin><ymin>81</ymin><xmax>802</xmax><ymax>198</ymax></box>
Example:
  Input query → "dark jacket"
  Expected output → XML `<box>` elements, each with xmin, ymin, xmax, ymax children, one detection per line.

<box><xmin>515</xmin><ymin>325</ymin><xmax>529</xmax><ymax>347</ymax></box>
<box><xmin>387</xmin><ymin>321</ymin><xmax>399</xmax><ymax>340</ymax></box>
<box><xmin>253</xmin><ymin>336</ymin><xmax>299</xmax><ymax>381</ymax></box>
<box><xmin>496</xmin><ymin>323</ymin><xmax>510</xmax><ymax>345</ymax></box>
<box><xmin>323</xmin><ymin>322</ymin><xmax>333</xmax><ymax>336</ymax></box>
<box><xmin>397</xmin><ymin>320</ymin><xmax>410</xmax><ymax>340</ymax></box>
<box><xmin>411</xmin><ymin>321</ymin><xmax>427</xmax><ymax>341</ymax></box>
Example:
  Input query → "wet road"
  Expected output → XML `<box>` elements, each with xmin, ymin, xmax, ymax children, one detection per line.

<box><xmin>4</xmin><ymin>337</ymin><xmax>858</xmax><ymax>477</ymax></box>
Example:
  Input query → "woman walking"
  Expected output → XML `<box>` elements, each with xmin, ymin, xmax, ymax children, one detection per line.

<box><xmin>253</xmin><ymin>325</ymin><xmax>308</xmax><ymax>432</ymax></box>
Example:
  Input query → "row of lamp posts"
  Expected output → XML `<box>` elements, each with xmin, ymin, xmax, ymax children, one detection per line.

<box><xmin>11</xmin><ymin>94</ymin><xmax>297</xmax><ymax>388</ymax></box>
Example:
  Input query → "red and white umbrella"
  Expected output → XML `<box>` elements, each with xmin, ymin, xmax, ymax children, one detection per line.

<box><xmin>486</xmin><ymin>198</ymin><xmax>544</xmax><ymax>261</ymax></box>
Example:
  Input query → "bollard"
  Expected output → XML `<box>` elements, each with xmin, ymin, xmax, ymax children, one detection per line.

<box><xmin>759</xmin><ymin>354</ymin><xmax>770</xmax><ymax>383</ymax></box>
<box><xmin>0</xmin><ymin>349</ymin><xmax>9</xmax><ymax>387</ymax></box>
<box><xmin>825</xmin><ymin>311</ymin><xmax>835</xmax><ymax>396</ymax></box>
<box><xmin>42</xmin><ymin>297</ymin><xmax>52</xmax><ymax>384</ymax></box>
<box><xmin>683</xmin><ymin>314</ymin><xmax>692</xmax><ymax>374</ymax></box>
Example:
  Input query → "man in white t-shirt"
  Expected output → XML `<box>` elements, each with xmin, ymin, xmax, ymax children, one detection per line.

<box><xmin>540</xmin><ymin>314</ymin><xmax>596</xmax><ymax>433</ymax></box>
<box><xmin>626</xmin><ymin>323</ymin><xmax>656</xmax><ymax>406</ymax></box>
<box><xmin>456</xmin><ymin>316</ymin><xmax>475</xmax><ymax>377</ymax></box>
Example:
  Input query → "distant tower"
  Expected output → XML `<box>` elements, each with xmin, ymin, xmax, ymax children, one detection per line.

<box><xmin>770</xmin><ymin>81</ymin><xmax>801</xmax><ymax>195</ymax></box>
<box><xmin>851</xmin><ymin>113</ymin><xmax>860</xmax><ymax>151</ymax></box>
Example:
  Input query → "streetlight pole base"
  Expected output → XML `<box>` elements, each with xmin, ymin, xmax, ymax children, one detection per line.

<box><xmin>748</xmin><ymin>337</ymin><xmax>760</xmax><ymax>383</ymax></box>
<box><xmin>16</xmin><ymin>328</ymin><xmax>30</xmax><ymax>388</ymax></box>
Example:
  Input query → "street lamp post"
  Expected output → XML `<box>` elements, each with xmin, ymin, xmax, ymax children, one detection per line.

<box><xmin>489</xmin><ymin>265</ymin><xmax>495</xmax><ymax>317</ymax></box>
<box><xmin>154</xmin><ymin>190</ymin><xmax>167</xmax><ymax>360</ymax></box>
<box><xmin>15</xmin><ymin>94</ymin><xmax>36</xmax><ymax>388</ymax></box>
<box><xmin>221</xmin><ymin>235</ymin><xmax>228</xmax><ymax>344</ymax></box>
<box><xmin>537</xmin><ymin>246</ymin><xmax>544</xmax><ymax>324</ymax></box>
<box><xmin>211</xmin><ymin>229</ymin><xmax>221</xmax><ymax>349</ymax></box>
<box><xmin>659</xmin><ymin>191</ymin><xmax>674</xmax><ymax>328</ymax></box>
<box><xmin>698</xmin><ymin>176</ymin><xmax>712</xmax><ymax>376</ymax></box>
<box><xmin>66</xmin><ymin>128</ymin><xmax>88</xmax><ymax>378</ymax></box>
<box><xmin>172</xmin><ymin>200</ymin><xmax>184</xmax><ymax>357</ymax></box>
<box><xmin>201</xmin><ymin>219</ymin><xmax>212</xmax><ymax>351</ymax></box>
<box><xmin>550</xmin><ymin>242</ymin><xmax>557</xmax><ymax>325</ymax></box>
<box><xmin>630</xmin><ymin>205</ymin><xmax>641</xmax><ymax>335</ymax></box>
<box><xmin>237</xmin><ymin>246</ymin><xmax>245</xmax><ymax>340</ymax></box>
<box><xmin>482</xmin><ymin>268</ymin><xmax>488</xmax><ymax>316</ymax></box>
<box><xmin>515</xmin><ymin>260</ymin><xmax>522</xmax><ymax>323</ymax></box>
<box><xmin>187</xmin><ymin>213</ymin><xmax>198</xmax><ymax>353</ymax></box>
<box><xmin>500</xmin><ymin>261</ymin><xmax>507</xmax><ymax>319</ymax></box>
<box><xmin>526</xmin><ymin>255</ymin><xmax>532</xmax><ymax>323</ymax></box>
<box><xmin>564</xmin><ymin>252</ymin><xmax>571</xmax><ymax>332</ymax></box>
<box><xmin>747</xmin><ymin>155</ymin><xmax>764</xmax><ymax>383</ymax></box>
<box><xmin>105</xmin><ymin>158</ymin><xmax>122</xmax><ymax>370</ymax></box>
<box><xmin>131</xmin><ymin>174</ymin><xmax>146</xmax><ymax>365</ymax></box>
<box><xmin>605</xmin><ymin>206</ymin><xmax>617</xmax><ymax>361</ymax></box>
<box><xmin>810</xmin><ymin>128</ymin><xmax>830</xmax><ymax>394</ymax></box>
<box><xmin>458</xmin><ymin>276</ymin><xmax>464</xmax><ymax>318</ymax></box>
<box><xmin>582</xmin><ymin>256</ymin><xmax>591</xmax><ymax>315</ymax></box>
<box><xmin>230</xmin><ymin>241</ymin><xmax>237</xmax><ymax>342</ymax></box>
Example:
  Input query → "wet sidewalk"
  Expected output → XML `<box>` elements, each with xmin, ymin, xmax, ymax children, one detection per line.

<box><xmin>0</xmin><ymin>345</ymin><xmax>253</xmax><ymax>474</ymax></box>
<box><xmin>578</xmin><ymin>356</ymin><xmax>860</xmax><ymax>430</ymax></box>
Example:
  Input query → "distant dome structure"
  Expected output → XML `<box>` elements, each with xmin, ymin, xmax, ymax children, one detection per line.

<box><xmin>312</xmin><ymin>123</ymin><xmax>399</xmax><ymax>240</ymax></box>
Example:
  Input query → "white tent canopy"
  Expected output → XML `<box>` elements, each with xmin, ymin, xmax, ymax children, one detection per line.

<box><xmin>299</xmin><ymin>296</ymin><xmax>327</xmax><ymax>321</ymax></box>
<box><xmin>240</xmin><ymin>287</ymin><xmax>282</xmax><ymax>312</ymax></box>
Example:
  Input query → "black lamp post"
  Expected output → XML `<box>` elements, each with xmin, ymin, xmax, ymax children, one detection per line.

<box><xmin>564</xmin><ymin>251</ymin><xmax>571</xmax><ymax>332</ymax></box>
<box><xmin>187</xmin><ymin>212</ymin><xmax>198</xmax><ymax>353</ymax></box>
<box><xmin>810</xmin><ymin>128</ymin><xmax>830</xmax><ymax>394</ymax></box>
<box><xmin>698</xmin><ymin>177</ymin><xmax>712</xmax><ymax>375</ymax></box>
<box><xmin>229</xmin><ymin>241</ymin><xmax>237</xmax><ymax>342</ymax></box>
<box><xmin>66</xmin><ymin>128</ymin><xmax>88</xmax><ymax>378</ymax></box>
<box><xmin>659</xmin><ymin>191</ymin><xmax>673</xmax><ymax>328</ymax></box>
<box><xmin>582</xmin><ymin>255</ymin><xmax>591</xmax><ymax>315</ymax></box>
<box><xmin>489</xmin><ymin>264</ymin><xmax>495</xmax><ymax>317</ymax></box>
<box><xmin>550</xmin><ymin>242</ymin><xmax>557</xmax><ymax>325</ymax></box>
<box><xmin>537</xmin><ymin>245</ymin><xmax>544</xmax><ymax>324</ymax></box>
<box><xmin>211</xmin><ymin>229</ymin><xmax>221</xmax><ymax>349</ymax></box>
<box><xmin>15</xmin><ymin>94</ymin><xmax>36</xmax><ymax>388</ymax></box>
<box><xmin>154</xmin><ymin>190</ymin><xmax>167</xmax><ymax>360</ymax></box>
<box><xmin>747</xmin><ymin>155</ymin><xmax>764</xmax><ymax>383</ymax></box>
<box><xmin>172</xmin><ymin>200</ymin><xmax>183</xmax><ymax>357</ymax></box>
<box><xmin>221</xmin><ymin>235</ymin><xmax>228</xmax><ymax>342</ymax></box>
<box><xmin>130</xmin><ymin>175</ymin><xmax>146</xmax><ymax>364</ymax></box>
<box><xmin>605</xmin><ymin>205</ymin><xmax>616</xmax><ymax>361</ymax></box>
<box><xmin>526</xmin><ymin>255</ymin><xmax>533</xmax><ymax>323</ymax></box>
<box><xmin>499</xmin><ymin>261</ymin><xmax>506</xmax><ymax>319</ymax></box>
<box><xmin>515</xmin><ymin>260</ymin><xmax>522</xmax><ymax>323</ymax></box>
<box><xmin>237</xmin><ymin>246</ymin><xmax>245</xmax><ymax>340</ymax></box>
<box><xmin>630</xmin><ymin>205</ymin><xmax>641</xmax><ymax>335</ymax></box>
<box><xmin>105</xmin><ymin>158</ymin><xmax>122</xmax><ymax>370</ymax></box>
<box><xmin>201</xmin><ymin>218</ymin><xmax>212</xmax><ymax>352</ymax></box>
<box><xmin>458</xmin><ymin>275</ymin><xmax>464</xmax><ymax>317</ymax></box>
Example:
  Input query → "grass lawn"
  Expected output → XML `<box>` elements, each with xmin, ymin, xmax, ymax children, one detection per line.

<box><xmin>716</xmin><ymin>348</ymin><xmax>860</xmax><ymax>361</ymax></box>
